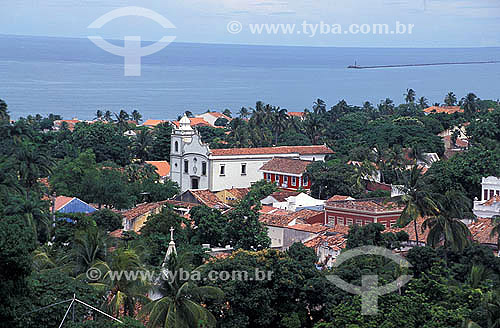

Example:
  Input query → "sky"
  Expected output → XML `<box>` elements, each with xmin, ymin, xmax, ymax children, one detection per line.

<box><xmin>2</xmin><ymin>0</ymin><xmax>500</xmax><ymax>47</ymax></box>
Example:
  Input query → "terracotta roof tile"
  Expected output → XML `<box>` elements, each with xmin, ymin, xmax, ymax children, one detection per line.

<box><xmin>145</xmin><ymin>161</ymin><xmax>171</xmax><ymax>177</ymax></box>
<box><xmin>142</xmin><ymin>119</ymin><xmax>167</xmax><ymax>127</ymax></box>
<box><xmin>287</xmin><ymin>223</ymin><xmax>329</xmax><ymax>233</ymax></box>
<box><xmin>468</xmin><ymin>217</ymin><xmax>498</xmax><ymax>245</ymax></box>
<box><xmin>288</xmin><ymin>111</ymin><xmax>305</xmax><ymax>118</ymax></box>
<box><xmin>54</xmin><ymin>196</ymin><xmax>75</xmax><ymax>211</ymax></box>
<box><xmin>268</xmin><ymin>190</ymin><xmax>301</xmax><ymax>202</ymax></box>
<box><xmin>325</xmin><ymin>197</ymin><xmax>405</xmax><ymax>213</ymax></box>
<box><xmin>190</xmin><ymin>190</ymin><xmax>229</xmax><ymax>209</ymax></box>
<box><xmin>484</xmin><ymin>195</ymin><xmax>500</xmax><ymax>206</ymax></box>
<box><xmin>260</xmin><ymin>157</ymin><xmax>311</xmax><ymax>175</ymax></box>
<box><xmin>121</xmin><ymin>201</ymin><xmax>166</xmax><ymax>220</ymax></box>
<box><xmin>327</xmin><ymin>195</ymin><xmax>353</xmax><ymax>202</ymax></box>
<box><xmin>210</xmin><ymin>145</ymin><xmax>334</xmax><ymax>156</ymax></box>
<box><xmin>423</xmin><ymin>106</ymin><xmax>463</xmax><ymax>114</ymax></box>
<box><xmin>171</xmin><ymin>117</ymin><xmax>211</xmax><ymax>128</ymax></box>
<box><xmin>225</xmin><ymin>188</ymin><xmax>250</xmax><ymax>200</ymax></box>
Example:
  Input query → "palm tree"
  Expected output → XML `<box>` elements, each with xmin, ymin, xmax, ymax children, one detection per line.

<box><xmin>73</xmin><ymin>225</ymin><xmax>108</xmax><ymax>276</ymax></box>
<box><xmin>422</xmin><ymin>214</ymin><xmax>471</xmax><ymax>251</ymax></box>
<box><xmin>0</xmin><ymin>99</ymin><xmax>10</xmax><ymax>122</ymax></box>
<box><xmin>418</xmin><ymin>96</ymin><xmax>429</xmax><ymax>110</ymax></box>
<box><xmin>396</xmin><ymin>166</ymin><xmax>440</xmax><ymax>245</ymax></box>
<box><xmin>238</xmin><ymin>107</ymin><xmax>249</xmax><ymax>119</ymax></box>
<box><xmin>90</xmin><ymin>248</ymin><xmax>149</xmax><ymax>316</ymax></box>
<box><xmin>95</xmin><ymin>110</ymin><xmax>103</xmax><ymax>121</ymax></box>
<box><xmin>444</xmin><ymin>92</ymin><xmax>457</xmax><ymax>106</ymax></box>
<box><xmin>422</xmin><ymin>189</ymin><xmax>472</xmax><ymax>251</ymax></box>
<box><xmin>313</xmin><ymin>99</ymin><xmax>327</xmax><ymax>115</ymax></box>
<box><xmin>139</xmin><ymin>252</ymin><xmax>223</xmax><ymax>328</ymax></box>
<box><xmin>404</xmin><ymin>88</ymin><xmax>416</xmax><ymax>104</ymax></box>
<box><xmin>462</xmin><ymin>93</ymin><xmax>479</xmax><ymax>117</ymax></box>
<box><xmin>12</xmin><ymin>140</ymin><xmax>53</xmax><ymax>189</ymax></box>
<box><xmin>304</xmin><ymin>113</ymin><xmax>325</xmax><ymax>145</ymax></box>
<box><xmin>133</xmin><ymin>130</ymin><xmax>153</xmax><ymax>162</ymax></box>
<box><xmin>378</xmin><ymin>98</ymin><xmax>395</xmax><ymax>116</ymax></box>
<box><xmin>115</xmin><ymin>110</ymin><xmax>130</xmax><ymax>131</ymax></box>
<box><xmin>131</xmin><ymin>109</ymin><xmax>142</xmax><ymax>124</ymax></box>
<box><xmin>104</xmin><ymin>110</ymin><xmax>113</xmax><ymax>122</ymax></box>
<box><xmin>5</xmin><ymin>190</ymin><xmax>50</xmax><ymax>241</ymax></box>
<box><xmin>271</xmin><ymin>108</ymin><xmax>289</xmax><ymax>145</ymax></box>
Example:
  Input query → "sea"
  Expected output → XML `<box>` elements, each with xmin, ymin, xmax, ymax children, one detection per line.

<box><xmin>0</xmin><ymin>34</ymin><xmax>499</xmax><ymax>120</ymax></box>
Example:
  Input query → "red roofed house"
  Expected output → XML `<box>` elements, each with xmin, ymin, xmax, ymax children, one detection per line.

<box><xmin>171</xmin><ymin>117</ymin><xmax>211</xmax><ymax>129</ymax></box>
<box><xmin>258</xmin><ymin>208</ymin><xmax>327</xmax><ymax>249</ymax></box>
<box><xmin>142</xmin><ymin>119</ymin><xmax>168</xmax><ymax>128</ymax></box>
<box><xmin>145</xmin><ymin>161</ymin><xmax>171</xmax><ymax>183</ymax></box>
<box><xmin>122</xmin><ymin>201</ymin><xmax>167</xmax><ymax>232</ymax></box>
<box><xmin>53</xmin><ymin>119</ymin><xmax>81</xmax><ymax>131</ymax></box>
<box><xmin>287</xmin><ymin>111</ymin><xmax>306</xmax><ymax>120</ymax></box>
<box><xmin>260</xmin><ymin>157</ymin><xmax>312</xmax><ymax>191</ymax></box>
<box><xmin>324</xmin><ymin>197</ymin><xmax>404</xmax><ymax>229</ymax></box>
<box><xmin>423</xmin><ymin>106</ymin><xmax>463</xmax><ymax>115</ymax></box>
<box><xmin>170</xmin><ymin>115</ymin><xmax>334</xmax><ymax>192</ymax></box>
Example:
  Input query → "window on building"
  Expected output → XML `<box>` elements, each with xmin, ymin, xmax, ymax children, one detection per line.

<box><xmin>184</xmin><ymin>160</ymin><xmax>189</xmax><ymax>173</ymax></box>
<box><xmin>338</xmin><ymin>217</ymin><xmax>344</xmax><ymax>226</ymax></box>
<box><xmin>328</xmin><ymin>216</ymin><xmax>335</xmax><ymax>225</ymax></box>
<box><xmin>220</xmin><ymin>164</ymin><xmax>225</xmax><ymax>176</ymax></box>
<box><xmin>303</xmin><ymin>175</ymin><xmax>309</xmax><ymax>185</ymax></box>
<box><xmin>390</xmin><ymin>221</ymin><xmax>397</xmax><ymax>228</ymax></box>
<box><xmin>175</xmin><ymin>141</ymin><xmax>179</xmax><ymax>152</ymax></box>
<box><xmin>241</xmin><ymin>163</ymin><xmax>247</xmax><ymax>175</ymax></box>
<box><xmin>202</xmin><ymin>162</ymin><xmax>207</xmax><ymax>176</ymax></box>
<box><xmin>484</xmin><ymin>189</ymin><xmax>488</xmax><ymax>200</ymax></box>
<box><xmin>284</xmin><ymin>176</ymin><xmax>288</xmax><ymax>183</ymax></box>
<box><xmin>490</xmin><ymin>190</ymin><xmax>495</xmax><ymax>199</ymax></box>
<box><xmin>346</xmin><ymin>218</ymin><xmax>353</xmax><ymax>226</ymax></box>
<box><xmin>292</xmin><ymin>176</ymin><xmax>297</xmax><ymax>186</ymax></box>
<box><xmin>356</xmin><ymin>219</ymin><xmax>363</xmax><ymax>225</ymax></box>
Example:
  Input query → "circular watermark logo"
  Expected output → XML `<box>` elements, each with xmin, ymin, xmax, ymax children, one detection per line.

<box><xmin>227</xmin><ymin>21</ymin><xmax>243</xmax><ymax>34</ymax></box>
<box><xmin>326</xmin><ymin>246</ymin><xmax>413</xmax><ymax>315</ymax></box>
<box><xmin>86</xmin><ymin>267</ymin><xmax>102</xmax><ymax>281</ymax></box>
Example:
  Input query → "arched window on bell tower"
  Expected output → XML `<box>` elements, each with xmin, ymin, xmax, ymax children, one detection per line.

<box><xmin>175</xmin><ymin>141</ymin><xmax>179</xmax><ymax>152</ymax></box>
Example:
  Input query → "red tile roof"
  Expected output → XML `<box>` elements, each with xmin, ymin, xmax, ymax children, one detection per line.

<box><xmin>259</xmin><ymin>209</ymin><xmax>323</xmax><ymax>227</ymax></box>
<box><xmin>288</xmin><ymin>112</ymin><xmax>305</xmax><ymax>118</ymax></box>
<box><xmin>121</xmin><ymin>201</ymin><xmax>166</xmax><ymax>220</ymax></box>
<box><xmin>210</xmin><ymin>145</ymin><xmax>334</xmax><ymax>156</ymax></box>
<box><xmin>385</xmin><ymin>216</ymin><xmax>429</xmax><ymax>242</ymax></box>
<box><xmin>468</xmin><ymin>218</ymin><xmax>498</xmax><ymax>245</ymax></box>
<box><xmin>484</xmin><ymin>195</ymin><xmax>500</xmax><ymax>206</ymax></box>
<box><xmin>225</xmin><ymin>188</ymin><xmax>250</xmax><ymax>200</ymax></box>
<box><xmin>267</xmin><ymin>190</ymin><xmax>301</xmax><ymax>202</ymax></box>
<box><xmin>171</xmin><ymin>117</ymin><xmax>211</xmax><ymax>128</ymax></box>
<box><xmin>54</xmin><ymin>196</ymin><xmax>75</xmax><ymax>211</ymax></box>
<box><xmin>260</xmin><ymin>157</ymin><xmax>311</xmax><ymax>175</ymax></box>
<box><xmin>327</xmin><ymin>195</ymin><xmax>353</xmax><ymax>202</ymax></box>
<box><xmin>325</xmin><ymin>198</ymin><xmax>405</xmax><ymax>213</ymax></box>
<box><xmin>287</xmin><ymin>223</ymin><xmax>329</xmax><ymax>233</ymax></box>
<box><xmin>190</xmin><ymin>190</ymin><xmax>229</xmax><ymax>209</ymax></box>
<box><xmin>423</xmin><ymin>106</ymin><xmax>463</xmax><ymax>114</ymax></box>
<box><xmin>142</xmin><ymin>119</ymin><xmax>167</xmax><ymax>127</ymax></box>
<box><xmin>145</xmin><ymin>161</ymin><xmax>171</xmax><ymax>177</ymax></box>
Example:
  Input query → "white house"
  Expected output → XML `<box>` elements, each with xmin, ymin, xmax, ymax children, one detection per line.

<box><xmin>473</xmin><ymin>176</ymin><xmax>500</xmax><ymax>218</ymax></box>
<box><xmin>170</xmin><ymin>115</ymin><xmax>334</xmax><ymax>193</ymax></box>
<box><xmin>195</xmin><ymin>112</ymin><xmax>231</xmax><ymax>127</ymax></box>
<box><xmin>272</xmin><ymin>193</ymin><xmax>325</xmax><ymax>212</ymax></box>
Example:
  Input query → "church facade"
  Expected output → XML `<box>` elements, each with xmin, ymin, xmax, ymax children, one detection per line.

<box><xmin>170</xmin><ymin>115</ymin><xmax>334</xmax><ymax>193</ymax></box>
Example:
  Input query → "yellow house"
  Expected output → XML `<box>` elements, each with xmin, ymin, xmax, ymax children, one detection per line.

<box><xmin>215</xmin><ymin>188</ymin><xmax>250</xmax><ymax>205</ymax></box>
<box><xmin>123</xmin><ymin>201</ymin><xmax>166</xmax><ymax>232</ymax></box>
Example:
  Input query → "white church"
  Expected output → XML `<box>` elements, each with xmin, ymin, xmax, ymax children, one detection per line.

<box><xmin>170</xmin><ymin>115</ymin><xmax>334</xmax><ymax>193</ymax></box>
